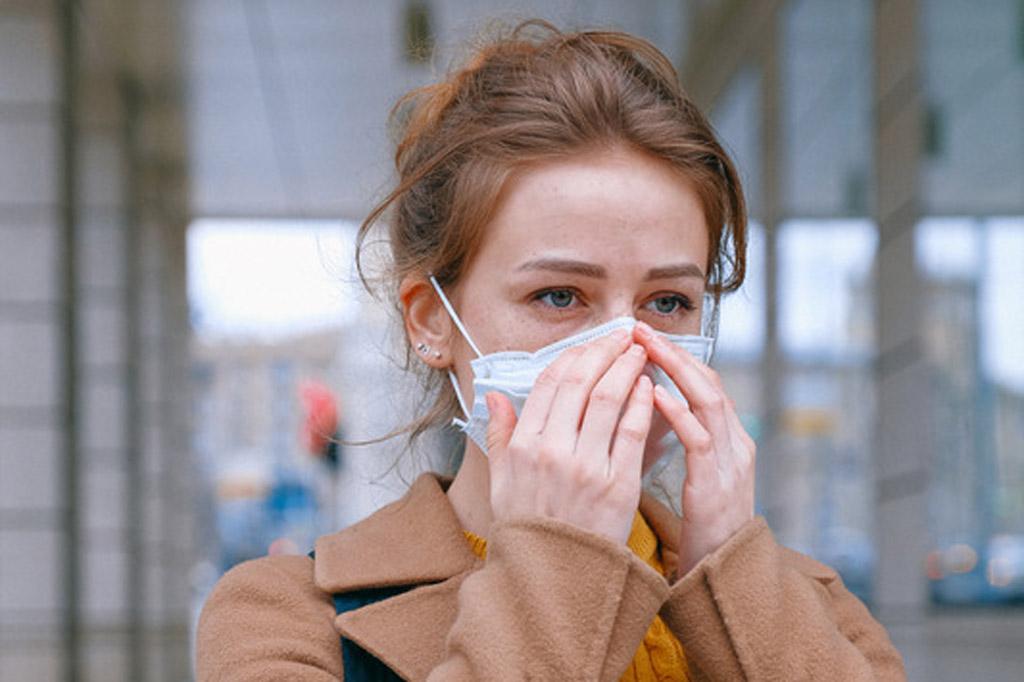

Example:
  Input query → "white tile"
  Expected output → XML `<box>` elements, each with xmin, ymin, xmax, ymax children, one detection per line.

<box><xmin>80</xmin><ymin>378</ymin><xmax>124</xmax><ymax>452</ymax></box>
<box><xmin>83</xmin><ymin>467</ymin><xmax>125</xmax><ymax>534</ymax></box>
<box><xmin>0</xmin><ymin>16</ymin><xmax>55</xmax><ymax>103</ymax></box>
<box><xmin>83</xmin><ymin>547</ymin><xmax>127</xmax><ymax>619</ymax></box>
<box><xmin>0</xmin><ymin>220</ymin><xmax>58</xmax><ymax>303</ymax></box>
<box><xmin>0</xmin><ymin>647</ymin><xmax>62</xmax><ymax>682</ymax></box>
<box><xmin>0</xmin><ymin>119</ymin><xmax>54</xmax><ymax>205</ymax></box>
<box><xmin>79</xmin><ymin>134</ymin><xmax>124</xmax><ymax>209</ymax></box>
<box><xmin>81</xmin><ymin>300</ymin><xmax>125</xmax><ymax>366</ymax></box>
<box><xmin>0</xmin><ymin>426</ymin><xmax>58</xmax><ymax>510</ymax></box>
<box><xmin>0</xmin><ymin>529</ymin><xmax>59</xmax><ymax>614</ymax></box>
<box><xmin>0</xmin><ymin>318</ymin><xmax>58</xmax><ymax>408</ymax></box>
<box><xmin>77</xmin><ymin>216</ymin><xmax>124</xmax><ymax>292</ymax></box>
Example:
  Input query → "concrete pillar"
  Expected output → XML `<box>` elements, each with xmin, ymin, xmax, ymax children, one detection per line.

<box><xmin>755</xmin><ymin>10</ymin><xmax>787</xmax><ymax>531</ymax></box>
<box><xmin>0</xmin><ymin>3</ymin><xmax>68</xmax><ymax>679</ymax></box>
<box><xmin>0</xmin><ymin>1</ymin><xmax>192</xmax><ymax>680</ymax></box>
<box><xmin>872</xmin><ymin>0</ymin><xmax>930</xmax><ymax>618</ymax></box>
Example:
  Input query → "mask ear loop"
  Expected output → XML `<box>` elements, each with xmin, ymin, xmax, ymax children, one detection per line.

<box><xmin>702</xmin><ymin>291</ymin><xmax>720</xmax><ymax>363</ymax></box>
<box><xmin>428</xmin><ymin>275</ymin><xmax>483</xmax><ymax>357</ymax></box>
<box><xmin>428</xmin><ymin>275</ymin><xmax>480</xmax><ymax>423</ymax></box>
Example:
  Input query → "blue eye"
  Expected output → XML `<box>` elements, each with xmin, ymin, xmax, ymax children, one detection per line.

<box><xmin>646</xmin><ymin>295</ymin><xmax>692</xmax><ymax>315</ymax></box>
<box><xmin>539</xmin><ymin>289</ymin><xmax>576</xmax><ymax>308</ymax></box>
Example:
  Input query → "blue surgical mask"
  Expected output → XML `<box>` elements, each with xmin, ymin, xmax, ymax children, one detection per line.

<box><xmin>429</xmin><ymin>277</ymin><xmax>715</xmax><ymax>454</ymax></box>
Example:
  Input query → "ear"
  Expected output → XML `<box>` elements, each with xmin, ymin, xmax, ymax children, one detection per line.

<box><xmin>399</xmin><ymin>275</ymin><xmax>453</xmax><ymax>368</ymax></box>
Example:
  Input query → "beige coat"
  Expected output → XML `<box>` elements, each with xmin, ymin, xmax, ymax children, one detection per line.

<box><xmin>195</xmin><ymin>474</ymin><xmax>906</xmax><ymax>681</ymax></box>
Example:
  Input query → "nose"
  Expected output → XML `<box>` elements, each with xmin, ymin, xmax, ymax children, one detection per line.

<box><xmin>601</xmin><ymin>296</ymin><xmax>636</xmax><ymax>325</ymax></box>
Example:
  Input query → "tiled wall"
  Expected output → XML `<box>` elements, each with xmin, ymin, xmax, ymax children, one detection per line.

<box><xmin>0</xmin><ymin>2</ymin><xmax>192</xmax><ymax>679</ymax></box>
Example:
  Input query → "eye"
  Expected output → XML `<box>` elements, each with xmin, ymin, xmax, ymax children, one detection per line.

<box><xmin>536</xmin><ymin>289</ymin><xmax>577</xmax><ymax>309</ymax></box>
<box><xmin>645</xmin><ymin>294</ymin><xmax>694</xmax><ymax>315</ymax></box>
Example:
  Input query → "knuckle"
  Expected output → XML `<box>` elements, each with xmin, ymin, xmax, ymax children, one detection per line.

<box><xmin>535</xmin><ymin>443</ymin><xmax>562</xmax><ymax>471</ymax></box>
<box><xmin>691</xmin><ymin>431</ymin><xmax>713</xmax><ymax>453</ymax></box>
<box><xmin>589</xmin><ymin>386</ymin><xmax>620</xmax><ymax>408</ymax></box>
<box><xmin>617</xmin><ymin>424</ymin><xmax>647</xmax><ymax>445</ymax></box>
<box><xmin>741</xmin><ymin>433</ymin><xmax>757</xmax><ymax>453</ymax></box>
<box><xmin>561</xmin><ymin>367</ymin><xmax>589</xmax><ymax>388</ymax></box>
<box><xmin>701</xmin><ymin>394</ymin><xmax>727</xmax><ymax>413</ymax></box>
<box><xmin>534</xmin><ymin>368</ymin><xmax>560</xmax><ymax>389</ymax></box>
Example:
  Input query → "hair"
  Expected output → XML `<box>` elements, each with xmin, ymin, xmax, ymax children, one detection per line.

<box><xmin>356</xmin><ymin>19</ymin><xmax>747</xmax><ymax>444</ymax></box>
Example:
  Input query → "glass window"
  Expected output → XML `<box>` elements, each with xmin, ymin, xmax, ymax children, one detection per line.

<box><xmin>922</xmin><ymin>0</ymin><xmax>1024</xmax><ymax>214</ymax></box>
<box><xmin>778</xmin><ymin>219</ymin><xmax>877</xmax><ymax>361</ymax></box>
<box><xmin>769</xmin><ymin>219</ymin><xmax>878</xmax><ymax>600</ymax></box>
<box><xmin>716</xmin><ymin>223</ymin><xmax>766</xmax><ymax>361</ymax></box>
<box><xmin>920</xmin><ymin>217</ymin><xmax>1024</xmax><ymax>603</ymax></box>
<box><xmin>781</xmin><ymin>0</ymin><xmax>872</xmax><ymax>217</ymax></box>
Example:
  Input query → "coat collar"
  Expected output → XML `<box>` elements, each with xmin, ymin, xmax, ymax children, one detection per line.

<box><xmin>312</xmin><ymin>474</ymin><xmax>682</xmax><ymax>681</ymax></box>
<box><xmin>313</xmin><ymin>474</ymin><xmax>479</xmax><ymax>593</ymax></box>
<box><xmin>313</xmin><ymin>474</ymin><xmax>480</xmax><ymax>681</ymax></box>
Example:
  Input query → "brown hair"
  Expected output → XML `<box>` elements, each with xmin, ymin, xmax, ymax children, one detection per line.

<box><xmin>356</xmin><ymin>20</ymin><xmax>747</xmax><ymax>442</ymax></box>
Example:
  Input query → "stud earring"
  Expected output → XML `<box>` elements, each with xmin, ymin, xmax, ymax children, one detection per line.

<box><xmin>416</xmin><ymin>342</ymin><xmax>431</xmax><ymax>355</ymax></box>
<box><xmin>433</xmin><ymin>350</ymin><xmax>442</xmax><ymax>359</ymax></box>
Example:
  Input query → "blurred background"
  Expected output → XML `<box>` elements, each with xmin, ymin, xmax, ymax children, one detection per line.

<box><xmin>1</xmin><ymin>0</ymin><xmax>1022</xmax><ymax>680</ymax></box>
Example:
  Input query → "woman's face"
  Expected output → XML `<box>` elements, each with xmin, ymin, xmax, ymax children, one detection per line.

<box><xmin>447</xmin><ymin>147</ymin><xmax>710</xmax><ymax>396</ymax></box>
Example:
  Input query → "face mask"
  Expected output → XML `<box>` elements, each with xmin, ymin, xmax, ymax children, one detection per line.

<box><xmin>429</xmin><ymin>277</ymin><xmax>716</xmax><ymax>455</ymax></box>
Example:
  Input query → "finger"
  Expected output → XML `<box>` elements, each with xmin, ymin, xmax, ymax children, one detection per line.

<box><xmin>723</xmin><ymin>398</ymin><xmax>757</xmax><ymax>470</ymax></box>
<box><xmin>515</xmin><ymin>344</ymin><xmax>585</xmax><ymax>432</ymax></box>
<box><xmin>633</xmin><ymin>322</ymin><xmax>714</xmax><ymax>406</ymax></box>
<box><xmin>540</xmin><ymin>328</ymin><xmax>633</xmax><ymax>449</ymax></box>
<box><xmin>608</xmin><ymin>374</ymin><xmax>654</xmax><ymax>481</ymax></box>
<box><xmin>635</xmin><ymin>322</ymin><xmax>732</xmax><ymax>455</ymax></box>
<box><xmin>484</xmin><ymin>391</ymin><xmax>518</xmax><ymax>465</ymax></box>
<box><xmin>653</xmin><ymin>383</ymin><xmax>717</xmax><ymax>486</ymax></box>
<box><xmin>574</xmin><ymin>343</ymin><xmax>648</xmax><ymax>465</ymax></box>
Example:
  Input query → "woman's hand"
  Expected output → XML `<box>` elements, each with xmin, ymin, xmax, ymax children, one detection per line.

<box><xmin>633</xmin><ymin>321</ymin><xmax>756</xmax><ymax>576</ymax></box>
<box><xmin>485</xmin><ymin>329</ymin><xmax>655</xmax><ymax>545</ymax></box>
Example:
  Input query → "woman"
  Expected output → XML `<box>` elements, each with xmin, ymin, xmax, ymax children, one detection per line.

<box><xmin>196</xmin><ymin>21</ymin><xmax>906</xmax><ymax>681</ymax></box>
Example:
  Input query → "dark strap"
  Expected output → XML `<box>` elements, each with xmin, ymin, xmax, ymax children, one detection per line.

<box><xmin>310</xmin><ymin>551</ymin><xmax>409</xmax><ymax>681</ymax></box>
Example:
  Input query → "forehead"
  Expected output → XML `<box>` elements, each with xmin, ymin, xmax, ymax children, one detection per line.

<box><xmin>474</xmin><ymin>149</ymin><xmax>709</xmax><ymax>270</ymax></box>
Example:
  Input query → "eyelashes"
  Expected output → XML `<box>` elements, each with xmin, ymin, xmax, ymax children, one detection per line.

<box><xmin>535</xmin><ymin>288</ymin><xmax>578</xmax><ymax>309</ymax></box>
<box><xmin>531</xmin><ymin>288</ymin><xmax>696</xmax><ymax>316</ymax></box>
<box><xmin>645</xmin><ymin>294</ymin><xmax>695</xmax><ymax>315</ymax></box>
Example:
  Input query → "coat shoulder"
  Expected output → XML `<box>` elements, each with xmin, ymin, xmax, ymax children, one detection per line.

<box><xmin>196</xmin><ymin>554</ymin><xmax>344</xmax><ymax>681</ymax></box>
<box><xmin>778</xmin><ymin>543</ymin><xmax>840</xmax><ymax>582</ymax></box>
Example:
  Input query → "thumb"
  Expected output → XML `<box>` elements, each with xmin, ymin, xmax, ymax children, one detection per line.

<box><xmin>484</xmin><ymin>391</ymin><xmax>517</xmax><ymax>463</ymax></box>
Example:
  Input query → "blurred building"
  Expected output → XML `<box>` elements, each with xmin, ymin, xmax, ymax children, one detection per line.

<box><xmin>191</xmin><ymin>329</ymin><xmax>341</xmax><ymax>579</ymax></box>
<box><xmin>1</xmin><ymin>1</ymin><xmax>1022</xmax><ymax>681</ymax></box>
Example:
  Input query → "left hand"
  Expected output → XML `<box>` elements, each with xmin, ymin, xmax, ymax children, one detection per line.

<box><xmin>633</xmin><ymin>321</ymin><xmax>756</xmax><ymax>576</ymax></box>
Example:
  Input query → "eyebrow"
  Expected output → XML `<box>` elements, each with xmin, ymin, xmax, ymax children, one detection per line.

<box><xmin>516</xmin><ymin>258</ymin><xmax>705</xmax><ymax>281</ymax></box>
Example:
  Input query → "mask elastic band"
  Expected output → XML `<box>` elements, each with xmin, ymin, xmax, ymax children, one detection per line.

<box><xmin>447</xmin><ymin>370</ymin><xmax>471</xmax><ymax>422</ymax></box>
<box><xmin>428</xmin><ymin>275</ymin><xmax>483</xmax><ymax>358</ymax></box>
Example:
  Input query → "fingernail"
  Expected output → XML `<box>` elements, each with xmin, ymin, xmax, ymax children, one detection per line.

<box><xmin>629</xmin><ymin>344</ymin><xmax>645</xmax><ymax>358</ymax></box>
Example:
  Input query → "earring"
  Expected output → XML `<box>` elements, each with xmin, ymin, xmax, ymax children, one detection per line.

<box><xmin>433</xmin><ymin>350</ymin><xmax>442</xmax><ymax>359</ymax></box>
<box><xmin>416</xmin><ymin>342</ymin><xmax>430</xmax><ymax>354</ymax></box>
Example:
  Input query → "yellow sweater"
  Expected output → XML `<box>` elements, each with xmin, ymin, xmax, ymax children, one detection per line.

<box><xmin>464</xmin><ymin>512</ymin><xmax>691</xmax><ymax>682</ymax></box>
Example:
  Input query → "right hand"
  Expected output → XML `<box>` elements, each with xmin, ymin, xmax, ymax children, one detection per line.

<box><xmin>484</xmin><ymin>328</ymin><xmax>655</xmax><ymax>545</ymax></box>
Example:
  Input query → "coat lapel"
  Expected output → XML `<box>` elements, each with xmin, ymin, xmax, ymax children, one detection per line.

<box><xmin>312</xmin><ymin>474</ymin><xmax>480</xmax><ymax>681</ymax></box>
<box><xmin>313</xmin><ymin>476</ymin><xmax>687</xmax><ymax>680</ymax></box>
